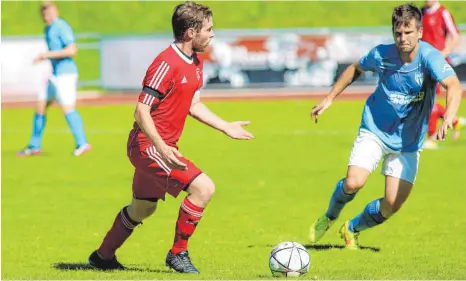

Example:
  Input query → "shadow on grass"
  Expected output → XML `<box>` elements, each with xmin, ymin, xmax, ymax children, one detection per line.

<box><xmin>53</xmin><ymin>262</ymin><xmax>172</xmax><ymax>273</ymax></box>
<box><xmin>304</xmin><ymin>243</ymin><xmax>380</xmax><ymax>252</ymax></box>
<box><xmin>247</xmin><ymin>243</ymin><xmax>380</xmax><ymax>253</ymax></box>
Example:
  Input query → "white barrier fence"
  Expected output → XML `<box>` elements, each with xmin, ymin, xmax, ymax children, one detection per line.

<box><xmin>2</xmin><ymin>26</ymin><xmax>466</xmax><ymax>101</ymax></box>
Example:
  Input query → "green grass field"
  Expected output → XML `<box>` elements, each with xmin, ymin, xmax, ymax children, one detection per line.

<box><xmin>3</xmin><ymin>1</ymin><xmax>465</xmax><ymax>36</ymax></box>
<box><xmin>2</xmin><ymin>99</ymin><xmax>466</xmax><ymax>279</ymax></box>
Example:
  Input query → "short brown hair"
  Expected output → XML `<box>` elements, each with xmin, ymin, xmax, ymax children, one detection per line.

<box><xmin>392</xmin><ymin>3</ymin><xmax>422</xmax><ymax>32</ymax></box>
<box><xmin>172</xmin><ymin>1</ymin><xmax>213</xmax><ymax>41</ymax></box>
<box><xmin>41</xmin><ymin>1</ymin><xmax>55</xmax><ymax>11</ymax></box>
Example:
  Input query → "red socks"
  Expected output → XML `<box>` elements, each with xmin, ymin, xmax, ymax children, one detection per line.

<box><xmin>171</xmin><ymin>198</ymin><xmax>204</xmax><ymax>255</ymax></box>
<box><xmin>98</xmin><ymin>206</ymin><xmax>139</xmax><ymax>259</ymax></box>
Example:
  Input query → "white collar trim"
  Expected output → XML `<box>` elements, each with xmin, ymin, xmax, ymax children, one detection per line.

<box><xmin>425</xmin><ymin>2</ymin><xmax>440</xmax><ymax>14</ymax></box>
<box><xmin>171</xmin><ymin>43</ymin><xmax>193</xmax><ymax>64</ymax></box>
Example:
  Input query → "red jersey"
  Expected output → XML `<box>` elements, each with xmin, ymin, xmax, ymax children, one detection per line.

<box><xmin>128</xmin><ymin>43</ymin><xmax>204</xmax><ymax>150</ymax></box>
<box><xmin>421</xmin><ymin>3</ymin><xmax>459</xmax><ymax>51</ymax></box>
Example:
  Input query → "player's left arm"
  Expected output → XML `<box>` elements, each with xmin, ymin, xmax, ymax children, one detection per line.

<box><xmin>34</xmin><ymin>22</ymin><xmax>77</xmax><ymax>62</ymax></box>
<box><xmin>39</xmin><ymin>44</ymin><xmax>77</xmax><ymax>60</ymax></box>
<box><xmin>429</xmin><ymin>52</ymin><xmax>463</xmax><ymax>140</ymax></box>
<box><xmin>189</xmin><ymin>91</ymin><xmax>254</xmax><ymax>140</ymax></box>
<box><xmin>439</xmin><ymin>75</ymin><xmax>462</xmax><ymax>128</ymax></box>
<box><xmin>441</xmin><ymin>9</ymin><xmax>461</xmax><ymax>58</ymax></box>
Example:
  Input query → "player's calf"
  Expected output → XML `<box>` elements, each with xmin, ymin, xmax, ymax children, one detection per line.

<box><xmin>127</xmin><ymin>198</ymin><xmax>158</xmax><ymax>222</ymax></box>
<box><xmin>169</xmin><ymin>175</ymin><xmax>211</xmax><ymax>261</ymax></box>
<box><xmin>91</xmin><ymin>205</ymin><xmax>142</xmax><ymax>268</ymax></box>
<box><xmin>346</xmin><ymin>198</ymin><xmax>387</xmax><ymax>237</ymax></box>
<box><xmin>379</xmin><ymin>197</ymin><xmax>402</xmax><ymax>219</ymax></box>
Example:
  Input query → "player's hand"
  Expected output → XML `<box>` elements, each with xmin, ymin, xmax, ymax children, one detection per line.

<box><xmin>311</xmin><ymin>98</ymin><xmax>332</xmax><ymax>123</ymax></box>
<box><xmin>157</xmin><ymin>144</ymin><xmax>188</xmax><ymax>170</ymax></box>
<box><xmin>223</xmin><ymin>121</ymin><xmax>254</xmax><ymax>140</ymax></box>
<box><xmin>437</xmin><ymin>119</ymin><xmax>454</xmax><ymax>141</ymax></box>
<box><xmin>33</xmin><ymin>54</ymin><xmax>47</xmax><ymax>64</ymax></box>
<box><xmin>441</xmin><ymin>50</ymin><xmax>450</xmax><ymax>58</ymax></box>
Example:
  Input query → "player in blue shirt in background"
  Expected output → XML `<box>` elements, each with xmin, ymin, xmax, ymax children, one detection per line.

<box><xmin>18</xmin><ymin>1</ymin><xmax>91</xmax><ymax>157</ymax></box>
<box><xmin>308</xmin><ymin>3</ymin><xmax>462</xmax><ymax>249</ymax></box>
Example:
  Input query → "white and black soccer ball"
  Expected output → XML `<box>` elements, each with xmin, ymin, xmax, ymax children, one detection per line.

<box><xmin>269</xmin><ymin>241</ymin><xmax>310</xmax><ymax>277</ymax></box>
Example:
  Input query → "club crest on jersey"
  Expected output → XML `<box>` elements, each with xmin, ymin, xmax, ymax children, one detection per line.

<box><xmin>415</xmin><ymin>72</ymin><xmax>423</xmax><ymax>86</ymax></box>
<box><xmin>196</xmin><ymin>68</ymin><xmax>201</xmax><ymax>81</ymax></box>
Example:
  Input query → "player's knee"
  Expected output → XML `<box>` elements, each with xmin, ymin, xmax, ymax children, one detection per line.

<box><xmin>344</xmin><ymin>177</ymin><xmax>365</xmax><ymax>193</ymax></box>
<box><xmin>128</xmin><ymin>200</ymin><xmax>158</xmax><ymax>222</ymax></box>
<box><xmin>61</xmin><ymin>104</ymin><xmax>75</xmax><ymax>114</ymax></box>
<box><xmin>197</xmin><ymin>181</ymin><xmax>215</xmax><ymax>203</ymax></box>
<box><xmin>187</xmin><ymin>174</ymin><xmax>216</xmax><ymax>205</ymax></box>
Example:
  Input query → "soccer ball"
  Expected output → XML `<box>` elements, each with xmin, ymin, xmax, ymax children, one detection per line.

<box><xmin>269</xmin><ymin>241</ymin><xmax>310</xmax><ymax>277</ymax></box>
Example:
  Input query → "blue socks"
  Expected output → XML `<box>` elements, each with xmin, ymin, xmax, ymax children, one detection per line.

<box><xmin>65</xmin><ymin>110</ymin><xmax>88</xmax><ymax>147</ymax></box>
<box><xmin>326</xmin><ymin>178</ymin><xmax>357</xmax><ymax>220</ymax></box>
<box><xmin>348</xmin><ymin>198</ymin><xmax>387</xmax><ymax>232</ymax></box>
<box><xmin>28</xmin><ymin>113</ymin><xmax>46</xmax><ymax>149</ymax></box>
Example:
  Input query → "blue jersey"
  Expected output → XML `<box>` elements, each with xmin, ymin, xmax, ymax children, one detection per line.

<box><xmin>44</xmin><ymin>18</ymin><xmax>78</xmax><ymax>75</ymax></box>
<box><xmin>358</xmin><ymin>41</ymin><xmax>456</xmax><ymax>152</ymax></box>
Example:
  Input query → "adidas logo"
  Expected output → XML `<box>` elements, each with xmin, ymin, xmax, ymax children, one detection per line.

<box><xmin>442</xmin><ymin>64</ymin><xmax>452</xmax><ymax>73</ymax></box>
<box><xmin>181</xmin><ymin>76</ymin><xmax>188</xmax><ymax>84</ymax></box>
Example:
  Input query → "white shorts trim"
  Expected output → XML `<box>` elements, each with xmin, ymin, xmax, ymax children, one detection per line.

<box><xmin>348</xmin><ymin>129</ymin><xmax>420</xmax><ymax>184</ymax></box>
<box><xmin>38</xmin><ymin>74</ymin><xmax>78</xmax><ymax>106</ymax></box>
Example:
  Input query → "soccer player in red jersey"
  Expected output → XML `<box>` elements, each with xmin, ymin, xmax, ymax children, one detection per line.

<box><xmin>88</xmin><ymin>2</ymin><xmax>253</xmax><ymax>273</ymax></box>
<box><xmin>421</xmin><ymin>0</ymin><xmax>464</xmax><ymax>149</ymax></box>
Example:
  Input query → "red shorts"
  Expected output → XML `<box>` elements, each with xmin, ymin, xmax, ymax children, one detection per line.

<box><xmin>128</xmin><ymin>145</ymin><xmax>202</xmax><ymax>201</ymax></box>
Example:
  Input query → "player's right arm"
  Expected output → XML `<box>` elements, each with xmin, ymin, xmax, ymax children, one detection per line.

<box><xmin>134</xmin><ymin>59</ymin><xmax>187</xmax><ymax>170</ymax></box>
<box><xmin>34</xmin><ymin>21</ymin><xmax>77</xmax><ymax>63</ymax></box>
<box><xmin>310</xmin><ymin>48</ymin><xmax>375</xmax><ymax>123</ymax></box>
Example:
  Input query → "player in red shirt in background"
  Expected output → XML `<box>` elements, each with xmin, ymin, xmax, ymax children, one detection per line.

<box><xmin>88</xmin><ymin>2</ymin><xmax>253</xmax><ymax>273</ymax></box>
<box><xmin>421</xmin><ymin>0</ymin><xmax>465</xmax><ymax>149</ymax></box>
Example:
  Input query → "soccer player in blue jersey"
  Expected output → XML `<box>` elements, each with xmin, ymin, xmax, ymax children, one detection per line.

<box><xmin>18</xmin><ymin>2</ymin><xmax>91</xmax><ymax>157</ymax></box>
<box><xmin>308</xmin><ymin>3</ymin><xmax>462</xmax><ymax>249</ymax></box>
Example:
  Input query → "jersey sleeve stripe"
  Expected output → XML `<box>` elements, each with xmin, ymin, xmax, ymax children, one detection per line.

<box><xmin>442</xmin><ymin>10</ymin><xmax>459</xmax><ymax>36</ymax></box>
<box><xmin>153</xmin><ymin>64</ymin><xmax>171</xmax><ymax>90</ymax></box>
<box><xmin>142</xmin><ymin>93</ymin><xmax>149</xmax><ymax>104</ymax></box>
<box><xmin>148</xmin><ymin>61</ymin><xmax>168</xmax><ymax>88</ymax></box>
<box><xmin>141</xmin><ymin>93</ymin><xmax>155</xmax><ymax>105</ymax></box>
<box><xmin>149</xmin><ymin>62</ymin><xmax>169</xmax><ymax>89</ymax></box>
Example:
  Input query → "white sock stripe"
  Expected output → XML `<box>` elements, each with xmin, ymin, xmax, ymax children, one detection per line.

<box><xmin>182</xmin><ymin>206</ymin><xmax>203</xmax><ymax>218</ymax></box>
<box><xmin>149</xmin><ymin>95</ymin><xmax>155</xmax><ymax>104</ymax></box>
<box><xmin>181</xmin><ymin>203</ymin><xmax>203</xmax><ymax>217</ymax></box>
<box><xmin>120</xmin><ymin>210</ymin><xmax>136</xmax><ymax>229</ymax></box>
<box><xmin>121</xmin><ymin>210</ymin><xmax>136</xmax><ymax>229</ymax></box>
<box><xmin>149</xmin><ymin>146</ymin><xmax>171</xmax><ymax>172</ymax></box>
<box><xmin>149</xmin><ymin>61</ymin><xmax>167</xmax><ymax>88</ymax></box>
<box><xmin>155</xmin><ymin>65</ymin><xmax>170</xmax><ymax>90</ymax></box>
